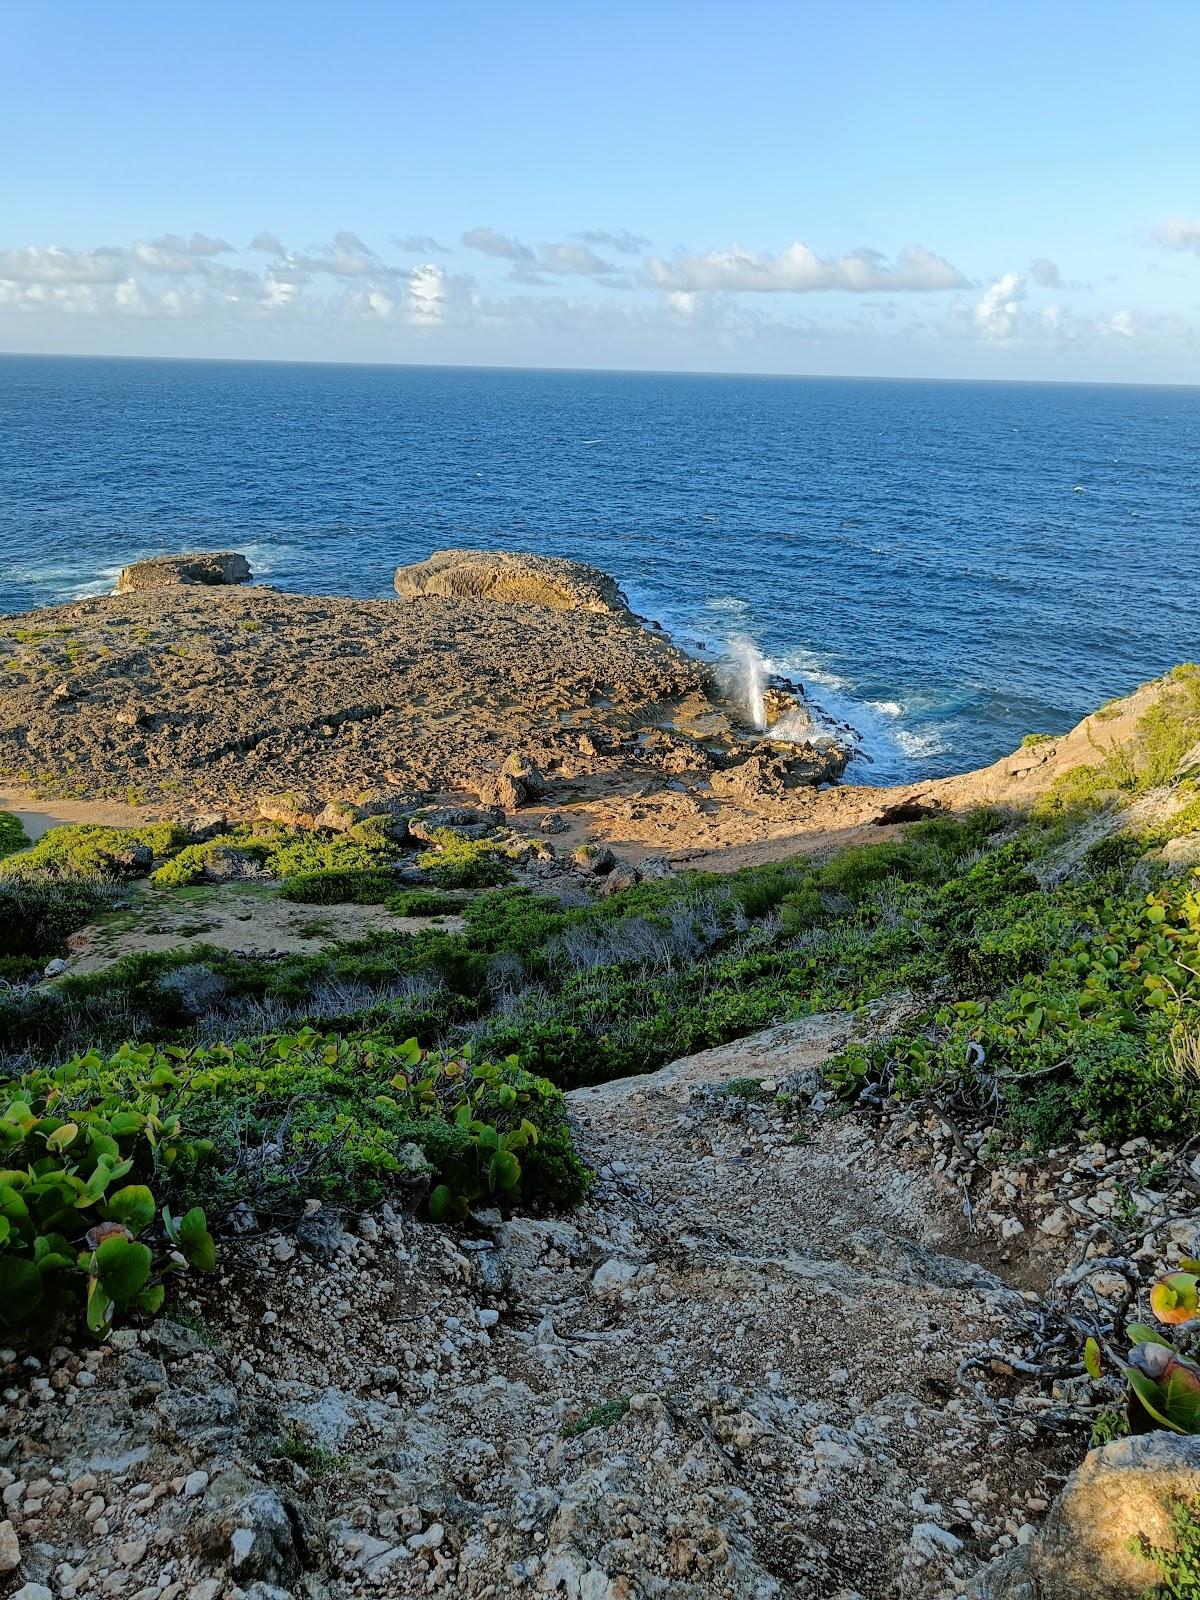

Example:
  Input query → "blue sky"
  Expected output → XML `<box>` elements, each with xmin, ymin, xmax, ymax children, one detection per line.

<box><xmin>3</xmin><ymin>0</ymin><xmax>1200</xmax><ymax>380</ymax></box>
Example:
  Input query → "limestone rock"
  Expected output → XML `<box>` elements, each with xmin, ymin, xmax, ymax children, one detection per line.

<box><xmin>0</xmin><ymin>1518</ymin><xmax>20</xmax><ymax>1573</ymax></box>
<box><xmin>257</xmin><ymin>790</ymin><xmax>321</xmax><ymax>830</ymax></box>
<box><xmin>971</xmin><ymin>1433</ymin><xmax>1200</xmax><ymax>1599</ymax></box>
<box><xmin>1162</xmin><ymin>834</ymin><xmax>1200</xmax><ymax>876</ymax></box>
<box><xmin>393</xmin><ymin>548</ymin><xmax>630</xmax><ymax>615</ymax></box>
<box><xmin>408</xmin><ymin>806</ymin><xmax>500</xmax><ymax>843</ymax></box>
<box><xmin>475</xmin><ymin>771</ymin><xmax>527</xmax><ymax>812</ymax></box>
<box><xmin>573</xmin><ymin>841</ymin><xmax>616</xmax><ymax>876</ymax></box>
<box><xmin>501</xmin><ymin>750</ymin><xmax>549</xmax><ymax>797</ymax></box>
<box><xmin>114</xmin><ymin>551</ymin><xmax>252</xmax><ymax>594</ymax></box>
<box><xmin>710</xmin><ymin>743</ymin><xmax>849</xmax><ymax>800</ymax></box>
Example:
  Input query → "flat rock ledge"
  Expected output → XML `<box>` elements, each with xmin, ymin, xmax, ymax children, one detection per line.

<box><xmin>114</xmin><ymin>551</ymin><xmax>252</xmax><ymax>594</ymax></box>
<box><xmin>393</xmin><ymin>548</ymin><xmax>630</xmax><ymax>615</ymax></box>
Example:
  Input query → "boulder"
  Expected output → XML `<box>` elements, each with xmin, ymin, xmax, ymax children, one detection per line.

<box><xmin>393</xmin><ymin>549</ymin><xmax>630</xmax><ymax>615</ymax></box>
<box><xmin>114</xmin><ymin>551</ymin><xmax>252</xmax><ymax>594</ymax></box>
<box><xmin>502</xmin><ymin>751</ymin><xmax>549</xmax><ymax>797</ymax></box>
<box><xmin>257</xmin><ymin>791</ymin><xmax>321</xmax><ymax>830</ymax></box>
<box><xmin>970</xmin><ymin>1433</ymin><xmax>1200</xmax><ymax>1599</ymax></box>
<box><xmin>1162</xmin><ymin>835</ymin><xmax>1200</xmax><ymax>877</ymax></box>
<box><xmin>408</xmin><ymin>807</ymin><xmax>500</xmax><ymax>844</ymax></box>
<box><xmin>476</xmin><ymin>772</ymin><xmax>527</xmax><ymax>812</ymax></box>
<box><xmin>202</xmin><ymin>845</ymin><xmax>268</xmax><ymax>882</ymax></box>
<box><xmin>573</xmin><ymin>842</ymin><xmax>616</xmax><ymax>876</ymax></box>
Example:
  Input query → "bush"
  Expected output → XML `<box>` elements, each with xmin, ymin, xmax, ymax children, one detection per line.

<box><xmin>153</xmin><ymin>818</ymin><xmax>405</xmax><ymax>888</ymax></box>
<box><xmin>415</xmin><ymin>832</ymin><xmax>515</xmax><ymax>889</ymax></box>
<box><xmin>178</xmin><ymin>1027</ymin><xmax>590</xmax><ymax>1216</ymax></box>
<box><xmin>0</xmin><ymin>1043</ymin><xmax>216</xmax><ymax>1336</ymax></box>
<box><xmin>388</xmin><ymin>888</ymin><xmax>471</xmax><ymax>917</ymax></box>
<box><xmin>0</xmin><ymin>877</ymin><xmax>112</xmax><ymax>960</ymax></box>
<box><xmin>1</xmin><ymin>823</ymin><xmax>184</xmax><ymax>882</ymax></box>
<box><xmin>279</xmin><ymin>869</ymin><xmax>398</xmax><ymax>904</ymax></box>
<box><xmin>0</xmin><ymin>812</ymin><xmax>29</xmax><ymax>860</ymax></box>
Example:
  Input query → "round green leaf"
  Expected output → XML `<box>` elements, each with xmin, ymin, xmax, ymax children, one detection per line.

<box><xmin>105</xmin><ymin>1185</ymin><xmax>156</xmax><ymax>1233</ymax></box>
<box><xmin>0</xmin><ymin>1256</ymin><xmax>44</xmax><ymax>1325</ymax></box>
<box><xmin>93</xmin><ymin>1236</ymin><xmax>152</xmax><ymax>1305</ymax></box>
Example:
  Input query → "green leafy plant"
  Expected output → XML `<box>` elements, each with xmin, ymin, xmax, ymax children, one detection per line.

<box><xmin>0</xmin><ymin>823</ymin><xmax>185</xmax><ymax>882</ymax></box>
<box><xmin>0</xmin><ymin>1044</ymin><xmax>216</xmax><ymax>1336</ymax></box>
<box><xmin>415</xmin><ymin>832</ymin><xmax>515</xmax><ymax>889</ymax></box>
<box><xmin>562</xmin><ymin>1396</ymin><xmax>631</xmax><ymax>1438</ymax></box>
<box><xmin>1134</xmin><ymin>1495</ymin><xmax>1200</xmax><ymax>1598</ymax></box>
<box><xmin>0</xmin><ymin>812</ymin><xmax>30</xmax><ymax>861</ymax></box>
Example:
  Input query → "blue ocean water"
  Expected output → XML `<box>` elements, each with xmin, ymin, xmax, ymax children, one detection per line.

<box><xmin>1</xmin><ymin>354</ymin><xmax>1197</xmax><ymax>784</ymax></box>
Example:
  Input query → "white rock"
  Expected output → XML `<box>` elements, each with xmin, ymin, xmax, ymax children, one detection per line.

<box><xmin>591</xmin><ymin>1259</ymin><xmax>641</xmax><ymax>1296</ymax></box>
<box><xmin>12</xmin><ymin>1586</ymin><xmax>54</xmax><ymax>1600</ymax></box>
<box><xmin>477</xmin><ymin>1309</ymin><xmax>500</xmax><ymax>1329</ymax></box>
<box><xmin>408</xmin><ymin>1522</ymin><xmax>445</xmax><ymax>1551</ymax></box>
<box><xmin>182</xmin><ymin>1470</ymin><xmax>208</xmax><ymax>1499</ymax></box>
<box><xmin>909</xmin><ymin>1522</ymin><xmax>963</xmax><ymax>1559</ymax></box>
<box><xmin>0</xmin><ymin>1519</ymin><xmax>20</xmax><ymax>1574</ymax></box>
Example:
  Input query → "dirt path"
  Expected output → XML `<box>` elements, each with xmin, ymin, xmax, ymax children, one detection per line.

<box><xmin>6</xmin><ymin>1016</ymin><xmax>1062</xmax><ymax>1599</ymax></box>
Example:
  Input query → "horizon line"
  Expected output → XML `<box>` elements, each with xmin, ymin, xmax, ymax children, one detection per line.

<box><xmin>2</xmin><ymin>347</ymin><xmax>1199</xmax><ymax>393</ymax></box>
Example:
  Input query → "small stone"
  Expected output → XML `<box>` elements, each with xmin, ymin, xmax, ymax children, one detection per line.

<box><xmin>408</xmin><ymin>1522</ymin><xmax>445</xmax><ymax>1551</ymax></box>
<box><xmin>0</xmin><ymin>1519</ymin><xmax>20</xmax><ymax>1573</ymax></box>
<box><xmin>477</xmin><ymin>1309</ymin><xmax>500</xmax><ymax>1329</ymax></box>
<box><xmin>12</xmin><ymin>1587</ymin><xmax>53</xmax><ymax>1600</ymax></box>
<box><xmin>182</xmin><ymin>1470</ymin><xmax>209</xmax><ymax>1499</ymax></box>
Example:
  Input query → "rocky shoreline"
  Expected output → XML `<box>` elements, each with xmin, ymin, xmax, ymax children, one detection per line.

<box><xmin>3</xmin><ymin>552</ymin><xmax>1200</xmax><ymax>1600</ymax></box>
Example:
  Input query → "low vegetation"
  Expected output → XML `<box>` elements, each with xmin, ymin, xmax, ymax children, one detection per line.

<box><xmin>3</xmin><ymin>667</ymin><xmax>1199</xmax><ymax>1354</ymax></box>
<box><xmin>0</xmin><ymin>1027</ymin><xmax>586</xmax><ymax>1338</ymax></box>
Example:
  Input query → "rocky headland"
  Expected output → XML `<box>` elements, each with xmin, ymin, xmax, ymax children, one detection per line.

<box><xmin>2</xmin><ymin>551</ymin><xmax>1200</xmax><ymax>1600</ymax></box>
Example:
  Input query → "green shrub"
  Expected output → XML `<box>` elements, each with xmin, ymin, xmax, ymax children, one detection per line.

<box><xmin>0</xmin><ymin>1043</ymin><xmax>216</xmax><ymax>1336</ymax></box>
<box><xmin>1</xmin><ymin>823</ymin><xmax>185</xmax><ymax>882</ymax></box>
<box><xmin>0</xmin><ymin>812</ymin><xmax>29</xmax><ymax>860</ymax></box>
<box><xmin>179</xmin><ymin>1027</ymin><xmax>589</xmax><ymax>1216</ymax></box>
<box><xmin>0</xmin><ymin>877</ymin><xmax>111</xmax><ymax>960</ymax></box>
<box><xmin>153</xmin><ymin>819</ymin><xmax>404</xmax><ymax>888</ymax></box>
<box><xmin>415</xmin><ymin>832</ymin><xmax>515</xmax><ymax>889</ymax></box>
<box><xmin>279</xmin><ymin>869</ymin><xmax>398</xmax><ymax>904</ymax></box>
<box><xmin>388</xmin><ymin>888</ymin><xmax>471</xmax><ymax>917</ymax></box>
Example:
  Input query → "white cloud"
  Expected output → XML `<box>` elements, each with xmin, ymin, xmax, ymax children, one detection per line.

<box><xmin>1029</xmin><ymin>257</ymin><xmax>1060</xmax><ymax>287</ymax></box>
<box><xmin>538</xmin><ymin>241</ymin><xmax>614</xmax><ymax>276</ymax></box>
<box><xmin>645</xmin><ymin>240</ymin><xmax>967</xmax><ymax>294</ymax></box>
<box><xmin>393</xmin><ymin>233</ymin><xmax>449</xmax><ymax>254</ymax></box>
<box><xmin>973</xmin><ymin>272</ymin><xmax>1026</xmax><ymax>340</ymax></box>
<box><xmin>462</xmin><ymin>226</ymin><xmax>536</xmax><ymax>263</ymax></box>
<box><xmin>575</xmin><ymin>227</ymin><xmax>650</xmax><ymax>255</ymax></box>
<box><xmin>0</xmin><ymin>245</ymin><xmax>125</xmax><ymax>284</ymax></box>
<box><xmin>1155</xmin><ymin>218</ymin><xmax>1200</xmax><ymax>256</ymax></box>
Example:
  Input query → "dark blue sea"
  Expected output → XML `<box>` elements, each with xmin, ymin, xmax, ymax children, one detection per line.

<box><xmin>1</xmin><ymin>354</ymin><xmax>1197</xmax><ymax>784</ymax></box>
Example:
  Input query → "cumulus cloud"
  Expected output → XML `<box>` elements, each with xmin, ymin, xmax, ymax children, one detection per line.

<box><xmin>645</xmin><ymin>240</ymin><xmax>968</xmax><ymax>294</ymax></box>
<box><xmin>1029</xmin><ymin>258</ymin><xmax>1061</xmax><ymax>287</ymax></box>
<box><xmin>973</xmin><ymin>272</ymin><xmax>1026</xmax><ymax>339</ymax></box>
<box><xmin>0</xmin><ymin>246</ymin><xmax>125</xmax><ymax>284</ymax></box>
<box><xmin>1155</xmin><ymin>218</ymin><xmax>1200</xmax><ymax>256</ymax></box>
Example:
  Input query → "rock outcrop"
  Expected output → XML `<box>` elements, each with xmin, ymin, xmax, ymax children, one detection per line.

<box><xmin>972</xmin><ymin>1433</ymin><xmax>1200</xmax><ymax>1599</ymax></box>
<box><xmin>393</xmin><ymin>548</ymin><xmax>630</xmax><ymax>615</ymax></box>
<box><xmin>710</xmin><ymin>741</ymin><xmax>850</xmax><ymax>800</ymax></box>
<box><xmin>114</xmin><ymin>551</ymin><xmax>252</xmax><ymax>594</ymax></box>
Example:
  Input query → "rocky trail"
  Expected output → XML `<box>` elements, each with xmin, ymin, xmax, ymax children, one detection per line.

<box><xmin>2</xmin><ymin>1017</ymin><xmax>1068</xmax><ymax>1600</ymax></box>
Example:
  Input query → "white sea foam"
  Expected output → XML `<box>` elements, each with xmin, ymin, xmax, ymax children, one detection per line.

<box><xmin>895</xmin><ymin>727</ymin><xmax>953</xmax><ymax>758</ymax></box>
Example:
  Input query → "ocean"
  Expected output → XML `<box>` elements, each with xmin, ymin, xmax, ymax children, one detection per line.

<box><xmin>1</xmin><ymin>354</ymin><xmax>1197</xmax><ymax>784</ymax></box>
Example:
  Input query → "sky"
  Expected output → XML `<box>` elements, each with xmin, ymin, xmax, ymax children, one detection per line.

<box><xmin>3</xmin><ymin>0</ymin><xmax>1200</xmax><ymax>382</ymax></box>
